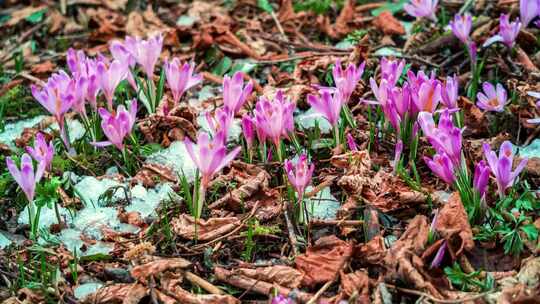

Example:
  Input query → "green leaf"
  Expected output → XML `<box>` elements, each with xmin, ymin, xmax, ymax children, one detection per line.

<box><xmin>257</xmin><ymin>0</ymin><xmax>274</xmax><ymax>13</ymax></box>
<box><xmin>521</xmin><ymin>224</ymin><xmax>538</xmax><ymax>241</ymax></box>
<box><xmin>25</xmin><ymin>9</ymin><xmax>47</xmax><ymax>24</ymax></box>
<box><xmin>212</xmin><ymin>57</ymin><xmax>232</xmax><ymax>76</ymax></box>
<box><xmin>371</xmin><ymin>0</ymin><xmax>407</xmax><ymax>16</ymax></box>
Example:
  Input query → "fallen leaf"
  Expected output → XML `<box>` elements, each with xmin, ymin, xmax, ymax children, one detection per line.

<box><xmin>31</xmin><ymin>61</ymin><xmax>56</xmax><ymax>74</ymax></box>
<box><xmin>295</xmin><ymin>235</ymin><xmax>353</xmax><ymax>287</ymax></box>
<box><xmin>373</xmin><ymin>11</ymin><xmax>405</xmax><ymax>35</ymax></box>
<box><xmin>354</xmin><ymin>235</ymin><xmax>387</xmax><ymax>265</ymax></box>
<box><xmin>339</xmin><ymin>270</ymin><xmax>370</xmax><ymax>302</ymax></box>
<box><xmin>236</xmin><ymin>265</ymin><xmax>304</xmax><ymax>289</ymax></box>
<box><xmin>83</xmin><ymin>283</ymin><xmax>147</xmax><ymax>304</ymax></box>
<box><xmin>434</xmin><ymin>192</ymin><xmax>474</xmax><ymax>256</ymax></box>
<box><xmin>171</xmin><ymin>214</ymin><xmax>240</xmax><ymax>241</ymax></box>
<box><xmin>131</xmin><ymin>257</ymin><xmax>191</xmax><ymax>282</ymax></box>
<box><xmin>5</xmin><ymin>5</ymin><xmax>47</xmax><ymax>27</ymax></box>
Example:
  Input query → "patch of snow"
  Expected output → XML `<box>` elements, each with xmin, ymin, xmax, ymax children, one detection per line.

<box><xmin>295</xmin><ymin>108</ymin><xmax>333</xmax><ymax>134</ymax></box>
<box><xmin>74</xmin><ymin>176</ymin><xmax>124</xmax><ymax>207</ymax></box>
<box><xmin>126</xmin><ymin>183</ymin><xmax>175</xmax><ymax>219</ymax></box>
<box><xmin>74</xmin><ymin>282</ymin><xmax>104</xmax><ymax>300</ymax></box>
<box><xmin>17</xmin><ymin>204</ymin><xmax>72</xmax><ymax>230</ymax></box>
<box><xmin>145</xmin><ymin>141</ymin><xmax>198</xmax><ymax>182</ymax></box>
<box><xmin>0</xmin><ymin>115</ymin><xmax>45</xmax><ymax>147</ymax></box>
<box><xmin>47</xmin><ymin>119</ymin><xmax>85</xmax><ymax>143</ymax></box>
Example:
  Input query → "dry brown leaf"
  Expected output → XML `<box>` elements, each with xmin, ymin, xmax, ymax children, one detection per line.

<box><xmin>354</xmin><ymin>235</ymin><xmax>386</xmax><ymax>265</ymax></box>
<box><xmin>236</xmin><ymin>265</ymin><xmax>304</xmax><ymax>289</ymax></box>
<box><xmin>339</xmin><ymin>270</ymin><xmax>370</xmax><ymax>301</ymax></box>
<box><xmin>82</xmin><ymin>283</ymin><xmax>147</xmax><ymax>304</ymax></box>
<box><xmin>130</xmin><ymin>257</ymin><xmax>191</xmax><ymax>282</ymax></box>
<box><xmin>132</xmin><ymin>163</ymin><xmax>177</xmax><ymax>187</ymax></box>
<box><xmin>434</xmin><ymin>192</ymin><xmax>474</xmax><ymax>256</ymax></box>
<box><xmin>391</xmin><ymin>215</ymin><xmax>430</xmax><ymax>255</ymax></box>
<box><xmin>295</xmin><ymin>235</ymin><xmax>353</xmax><ymax>287</ymax></box>
<box><xmin>138</xmin><ymin>107</ymin><xmax>198</xmax><ymax>146</ymax></box>
<box><xmin>31</xmin><ymin>61</ymin><xmax>56</xmax><ymax>75</ymax></box>
<box><xmin>372</xmin><ymin>11</ymin><xmax>405</xmax><ymax>35</ymax></box>
<box><xmin>171</xmin><ymin>214</ymin><xmax>240</xmax><ymax>241</ymax></box>
<box><xmin>5</xmin><ymin>5</ymin><xmax>47</xmax><ymax>27</ymax></box>
<box><xmin>334</xmin><ymin>0</ymin><xmax>356</xmax><ymax>38</ymax></box>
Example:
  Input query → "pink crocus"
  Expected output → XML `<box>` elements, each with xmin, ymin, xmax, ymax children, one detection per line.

<box><xmin>184</xmin><ymin>131</ymin><xmax>241</xmax><ymax>188</ymax></box>
<box><xmin>110</xmin><ymin>40</ymin><xmax>137</xmax><ymax>90</ymax></box>
<box><xmin>346</xmin><ymin>133</ymin><xmax>358</xmax><ymax>151</ymax></box>
<box><xmin>418</xmin><ymin>110</ymin><xmax>463</xmax><ymax>166</ymax></box>
<box><xmin>483</xmin><ymin>14</ymin><xmax>521</xmax><ymax>48</ymax></box>
<box><xmin>393</xmin><ymin>140</ymin><xmax>404</xmax><ymax>174</ymax></box>
<box><xmin>307</xmin><ymin>89</ymin><xmax>344</xmax><ymax>127</ymax></box>
<box><xmin>520</xmin><ymin>0</ymin><xmax>539</xmax><ymax>27</ymax></box>
<box><xmin>476</xmin><ymin>82</ymin><xmax>508</xmax><ymax>112</ymax></box>
<box><xmin>332</xmin><ymin>59</ymin><xmax>365</xmax><ymax>102</ymax></box>
<box><xmin>430</xmin><ymin>240</ymin><xmax>447</xmax><ymax>268</ymax></box>
<box><xmin>223</xmin><ymin>71</ymin><xmax>253</xmax><ymax>114</ymax></box>
<box><xmin>368</xmin><ymin>78</ymin><xmax>401</xmax><ymax>131</ymax></box>
<box><xmin>424</xmin><ymin>152</ymin><xmax>456</xmax><ymax>185</ymax></box>
<box><xmin>241</xmin><ymin>114</ymin><xmax>255</xmax><ymax>149</ymax></box>
<box><xmin>441</xmin><ymin>75</ymin><xmax>459</xmax><ymax>110</ymax></box>
<box><xmin>125</xmin><ymin>34</ymin><xmax>163</xmax><ymax>79</ymax></box>
<box><xmin>253</xmin><ymin>91</ymin><xmax>295</xmax><ymax>154</ymax></box>
<box><xmin>380</xmin><ymin>57</ymin><xmax>405</xmax><ymax>87</ymax></box>
<box><xmin>164</xmin><ymin>58</ymin><xmax>202</xmax><ymax>106</ymax></box>
<box><xmin>25</xmin><ymin>133</ymin><xmax>54</xmax><ymax>171</ymax></box>
<box><xmin>411</xmin><ymin>78</ymin><xmax>442</xmax><ymax>113</ymax></box>
<box><xmin>93</xmin><ymin>99</ymin><xmax>138</xmax><ymax>151</ymax></box>
<box><xmin>467</xmin><ymin>41</ymin><xmax>478</xmax><ymax>64</ymax></box>
<box><xmin>31</xmin><ymin>71</ymin><xmax>75</xmax><ymax>148</ymax></box>
<box><xmin>483</xmin><ymin>141</ymin><xmax>528</xmax><ymax>198</ymax></box>
<box><xmin>389</xmin><ymin>83</ymin><xmax>412</xmax><ymax>118</ymax></box>
<box><xmin>284</xmin><ymin>153</ymin><xmax>315</xmax><ymax>200</ymax></box>
<box><xmin>6</xmin><ymin>154</ymin><xmax>45</xmax><ymax>203</ymax></box>
<box><xmin>271</xmin><ymin>295</ymin><xmax>295</xmax><ymax>304</ymax></box>
<box><xmin>473</xmin><ymin>160</ymin><xmax>490</xmax><ymax>198</ymax></box>
<box><xmin>97</xmin><ymin>60</ymin><xmax>127</xmax><ymax>111</ymax></box>
<box><xmin>450</xmin><ymin>13</ymin><xmax>472</xmax><ymax>44</ymax></box>
<box><xmin>205</xmin><ymin>106</ymin><xmax>234</xmax><ymax>143</ymax></box>
<box><xmin>404</xmin><ymin>0</ymin><xmax>438</xmax><ymax>21</ymax></box>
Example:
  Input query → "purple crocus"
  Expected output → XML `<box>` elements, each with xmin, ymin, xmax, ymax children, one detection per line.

<box><xmin>520</xmin><ymin>0</ymin><xmax>539</xmax><ymax>27</ymax></box>
<box><xmin>424</xmin><ymin>152</ymin><xmax>456</xmax><ymax>185</ymax></box>
<box><xmin>164</xmin><ymin>58</ymin><xmax>202</xmax><ymax>107</ymax></box>
<box><xmin>411</xmin><ymin>78</ymin><xmax>442</xmax><ymax>113</ymax></box>
<box><xmin>441</xmin><ymin>75</ymin><xmax>459</xmax><ymax>110</ymax></box>
<box><xmin>6</xmin><ymin>154</ymin><xmax>45</xmax><ymax>203</ymax></box>
<box><xmin>467</xmin><ymin>41</ymin><xmax>478</xmax><ymax>64</ymax></box>
<box><xmin>67</xmin><ymin>49</ymin><xmax>101</xmax><ymax>110</ymax></box>
<box><xmin>307</xmin><ymin>89</ymin><xmax>344</xmax><ymax>127</ymax></box>
<box><xmin>284</xmin><ymin>153</ymin><xmax>315</xmax><ymax>201</ymax></box>
<box><xmin>380</xmin><ymin>57</ymin><xmax>405</xmax><ymax>87</ymax></box>
<box><xmin>332</xmin><ymin>59</ymin><xmax>365</xmax><ymax>102</ymax></box>
<box><xmin>31</xmin><ymin>71</ymin><xmax>75</xmax><ymax>148</ymax></box>
<box><xmin>346</xmin><ymin>133</ymin><xmax>358</xmax><ymax>151</ymax></box>
<box><xmin>205</xmin><ymin>106</ymin><xmax>234</xmax><ymax>143</ymax></box>
<box><xmin>223</xmin><ymin>71</ymin><xmax>253</xmax><ymax>114</ymax></box>
<box><xmin>483</xmin><ymin>14</ymin><xmax>521</xmax><ymax>48</ymax></box>
<box><xmin>476</xmin><ymin>82</ymin><xmax>508</xmax><ymax>112</ymax></box>
<box><xmin>241</xmin><ymin>114</ymin><xmax>255</xmax><ymax>149</ymax></box>
<box><xmin>253</xmin><ymin>91</ymin><xmax>295</xmax><ymax>155</ymax></box>
<box><xmin>25</xmin><ymin>133</ymin><xmax>54</xmax><ymax>171</ymax></box>
<box><xmin>473</xmin><ymin>160</ymin><xmax>490</xmax><ymax>198</ymax></box>
<box><xmin>450</xmin><ymin>13</ymin><xmax>472</xmax><ymax>44</ymax></box>
<box><xmin>184</xmin><ymin>131</ymin><xmax>241</xmax><ymax>188</ymax></box>
<box><xmin>93</xmin><ymin>99</ymin><xmax>138</xmax><ymax>151</ymax></box>
<box><xmin>125</xmin><ymin>34</ymin><xmax>164</xmax><ymax>78</ymax></box>
<box><xmin>404</xmin><ymin>0</ymin><xmax>438</xmax><ymax>21</ymax></box>
<box><xmin>418</xmin><ymin>110</ymin><xmax>463</xmax><ymax>166</ymax></box>
<box><xmin>271</xmin><ymin>295</ymin><xmax>295</xmax><ymax>304</ymax></box>
<box><xmin>430</xmin><ymin>240</ymin><xmax>447</xmax><ymax>268</ymax></box>
<box><xmin>368</xmin><ymin>78</ymin><xmax>401</xmax><ymax>131</ymax></box>
<box><xmin>97</xmin><ymin>60</ymin><xmax>127</xmax><ymax>111</ymax></box>
<box><xmin>483</xmin><ymin>141</ymin><xmax>528</xmax><ymax>198</ymax></box>
<box><xmin>110</xmin><ymin>40</ymin><xmax>137</xmax><ymax>90</ymax></box>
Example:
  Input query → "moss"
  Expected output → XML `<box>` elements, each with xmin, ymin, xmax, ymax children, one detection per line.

<box><xmin>0</xmin><ymin>85</ymin><xmax>45</xmax><ymax>119</ymax></box>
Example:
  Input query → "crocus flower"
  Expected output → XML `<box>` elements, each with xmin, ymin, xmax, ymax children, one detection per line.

<box><xmin>520</xmin><ymin>0</ymin><xmax>539</xmax><ymax>27</ymax></box>
<box><xmin>450</xmin><ymin>13</ymin><xmax>472</xmax><ymax>44</ymax></box>
<box><xmin>380</xmin><ymin>58</ymin><xmax>405</xmax><ymax>87</ymax></box>
<box><xmin>25</xmin><ymin>133</ymin><xmax>54</xmax><ymax>171</ymax></box>
<box><xmin>389</xmin><ymin>83</ymin><xmax>412</xmax><ymax>118</ymax></box>
<box><xmin>31</xmin><ymin>71</ymin><xmax>75</xmax><ymax>148</ymax></box>
<box><xmin>164</xmin><ymin>58</ymin><xmax>202</xmax><ymax>106</ymax></box>
<box><xmin>271</xmin><ymin>295</ymin><xmax>295</xmax><ymax>304</ymax></box>
<box><xmin>223</xmin><ymin>71</ymin><xmax>253</xmax><ymax>114</ymax></box>
<box><xmin>307</xmin><ymin>89</ymin><xmax>344</xmax><ymax>127</ymax></box>
<box><xmin>368</xmin><ymin>78</ymin><xmax>400</xmax><ymax>130</ymax></box>
<box><xmin>411</xmin><ymin>78</ymin><xmax>442</xmax><ymax>113</ymax></box>
<box><xmin>424</xmin><ymin>152</ymin><xmax>456</xmax><ymax>185</ymax></box>
<box><xmin>253</xmin><ymin>91</ymin><xmax>295</xmax><ymax>152</ymax></box>
<box><xmin>430</xmin><ymin>240</ymin><xmax>447</xmax><ymax>268</ymax></box>
<box><xmin>441</xmin><ymin>75</ymin><xmax>459</xmax><ymax>110</ymax></box>
<box><xmin>476</xmin><ymin>82</ymin><xmax>508</xmax><ymax>112</ymax></box>
<box><xmin>205</xmin><ymin>106</ymin><xmax>234</xmax><ymax>143</ymax></box>
<box><xmin>332</xmin><ymin>59</ymin><xmax>365</xmax><ymax>102</ymax></box>
<box><xmin>110</xmin><ymin>40</ymin><xmax>137</xmax><ymax>90</ymax></box>
<box><xmin>473</xmin><ymin>160</ymin><xmax>490</xmax><ymax>198</ymax></box>
<box><xmin>184</xmin><ymin>131</ymin><xmax>241</xmax><ymax>188</ymax></box>
<box><xmin>284</xmin><ymin>153</ymin><xmax>315</xmax><ymax>200</ymax></box>
<box><xmin>97</xmin><ymin>60</ymin><xmax>127</xmax><ymax>111</ymax></box>
<box><xmin>125</xmin><ymin>34</ymin><xmax>163</xmax><ymax>78</ymax></box>
<box><xmin>404</xmin><ymin>0</ymin><xmax>438</xmax><ymax>21</ymax></box>
<box><xmin>346</xmin><ymin>133</ymin><xmax>358</xmax><ymax>151</ymax></box>
<box><xmin>6</xmin><ymin>154</ymin><xmax>45</xmax><ymax>203</ymax></box>
<box><xmin>93</xmin><ymin>99</ymin><xmax>138</xmax><ymax>151</ymax></box>
<box><xmin>241</xmin><ymin>114</ymin><xmax>255</xmax><ymax>149</ymax></box>
<box><xmin>483</xmin><ymin>14</ymin><xmax>521</xmax><ymax>48</ymax></box>
<box><xmin>483</xmin><ymin>141</ymin><xmax>528</xmax><ymax>197</ymax></box>
<box><xmin>418</xmin><ymin>110</ymin><xmax>463</xmax><ymax>166</ymax></box>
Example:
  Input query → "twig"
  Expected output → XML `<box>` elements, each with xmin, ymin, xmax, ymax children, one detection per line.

<box><xmin>309</xmin><ymin>219</ymin><xmax>364</xmax><ymax>227</ymax></box>
<box><xmin>306</xmin><ymin>279</ymin><xmax>334</xmax><ymax>304</ymax></box>
<box><xmin>385</xmin><ymin>284</ymin><xmax>493</xmax><ymax>303</ymax></box>
<box><xmin>270</xmin><ymin>11</ymin><xmax>289</xmax><ymax>42</ymax></box>
<box><xmin>184</xmin><ymin>271</ymin><xmax>223</xmax><ymax>295</ymax></box>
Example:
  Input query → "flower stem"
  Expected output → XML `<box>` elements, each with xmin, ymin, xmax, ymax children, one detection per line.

<box><xmin>333</xmin><ymin>125</ymin><xmax>340</xmax><ymax>148</ymax></box>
